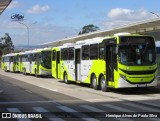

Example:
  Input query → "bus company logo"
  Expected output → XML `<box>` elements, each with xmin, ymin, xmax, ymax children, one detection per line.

<box><xmin>11</xmin><ymin>13</ymin><xmax>24</xmax><ymax>21</ymax></box>
<box><xmin>148</xmin><ymin>66</ymin><xmax>153</xmax><ymax>70</ymax></box>
<box><xmin>140</xmin><ymin>79</ymin><xmax>143</xmax><ymax>81</ymax></box>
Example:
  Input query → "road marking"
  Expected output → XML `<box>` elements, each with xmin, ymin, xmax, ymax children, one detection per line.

<box><xmin>80</xmin><ymin>105</ymin><xmax>105</xmax><ymax>112</ymax></box>
<box><xmin>102</xmin><ymin>104</ymin><xmax>133</xmax><ymax>121</ymax></box>
<box><xmin>7</xmin><ymin>108</ymin><xmax>22</xmax><ymax>112</ymax></box>
<box><xmin>57</xmin><ymin>106</ymin><xmax>77</xmax><ymax>112</ymax></box>
<box><xmin>142</xmin><ymin>102</ymin><xmax>160</xmax><ymax>109</ymax></box>
<box><xmin>80</xmin><ymin>105</ymin><xmax>133</xmax><ymax>121</ymax></box>
<box><xmin>123</xmin><ymin>103</ymin><xmax>160</xmax><ymax>121</ymax></box>
<box><xmin>7</xmin><ymin>108</ymin><xmax>31</xmax><ymax>121</ymax></box>
<box><xmin>25</xmin><ymin>90</ymin><xmax>32</xmax><ymax>93</ymax></box>
<box><xmin>33</xmin><ymin>107</ymin><xmax>64</xmax><ymax>121</ymax></box>
<box><xmin>57</xmin><ymin>105</ymin><xmax>99</xmax><ymax>121</ymax></box>
<box><xmin>123</xmin><ymin>102</ymin><xmax>160</xmax><ymax>112</ymax></box>
<box><xmin>38</xmin><ymin>85</ymin><xmax>58</xmax><ymax>92</ymax></box>
<box><xmin>102</xmin><ymin>104</ymin><xmax>133</xmax><ymax>112</ymax></box>
<box><xmin>85</xmin><ymin>99</ymin><xmax>115</xmax><ymax>102</ymax></box>
<box><xmin>0</xmin><ymin>100</ymin><xmax>61</xmax><ymax>105</ymax></box>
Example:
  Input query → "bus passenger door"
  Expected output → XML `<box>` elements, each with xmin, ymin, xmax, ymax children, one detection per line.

<box><xmin>9</xmin><ymin>57</ymin><xmax>13</xmax><ymax>71</ymax></box>
<box><xmin>52</xmin><ymin>50</ymin><xmax>56</xmax><ymax>78</ymax></box>
<box><xmin>13</xmin><ymin>56</ymin><xmax>16</xmax><ymax>72</ymax></box>
<box><xmin>16</xmin><ymin>56</ymin><xmax>18</xmax><ymax>71</ymax></box>
<box><xmin>75</xmin><ymin>49</ymin><xmax>81</xmax><ymax>81</ymax></box>
<box><xmin>29</xmin><ymin>54</ymin><xmax>32</xmax><ymax>73</ymax></box>
<box><xmin>19</xmin><ymin>56</ymin><xmax>22</xmax><ymax>72</ymax></box>
<box><xmin>106</xmin><ymin>44</ymin><xmax>117</xmax><ymax>82</ymax></box>
<box><xmin>26</xmin><ymin>54</ymin><xmax>30</xmax><ymax>73</ymax></box>
<box><xmin>56</xmin><ymin>51</ymin><xmax>60</xmax><ymax>78</ymax></box>
<box><xmin>36</xmin><ymin>54</ymin><xmax>40</xmax><ymax>75</ymax></box>
<box><xmin>30</xmin><ymin>54</ymin><xmax>35</xmax><ymax>74</ymax></box>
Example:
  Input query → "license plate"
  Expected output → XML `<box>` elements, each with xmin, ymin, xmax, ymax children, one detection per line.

<box><xmin>137</xmin><ymin>84</ymin><xmax>147</xmax><ymax>87</ymax></box>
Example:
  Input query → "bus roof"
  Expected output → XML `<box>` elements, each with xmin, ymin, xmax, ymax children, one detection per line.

<box><xmin>2</xmin><ymin>53</ymin><xmax>18</xmax><ymax>57</ymax></box>
<box><xmin>18</xmin><ymin>48</ymin><xmax>52</xmax><ymax>55</ymax></box>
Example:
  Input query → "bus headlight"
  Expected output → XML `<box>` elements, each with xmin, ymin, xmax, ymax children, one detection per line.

<box><xmin>120</xmin><ymin>74</ymin><xmax>126</xmax><ymax>80</ymax></box>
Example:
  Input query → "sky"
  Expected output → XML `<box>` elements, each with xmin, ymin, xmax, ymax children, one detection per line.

<box><xmin>0</xmin><ymin>0</ymin><xmax>160</xmax><ymax>46</ymax></box>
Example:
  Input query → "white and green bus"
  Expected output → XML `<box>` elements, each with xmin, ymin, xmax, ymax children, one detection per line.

<box><xmin>20</xmin><ymin>48</ymin><xmax>52</xmax><ymax>77</ymax></box>
<box><xmin>2</xmin><ymin>53</ymin><xmax>19</xmax><ymax>72</ymax></box>
<box><xmin>52</xmin><ymin>33</ymin><xmax>157</xmax><ymax>91</ymax></box>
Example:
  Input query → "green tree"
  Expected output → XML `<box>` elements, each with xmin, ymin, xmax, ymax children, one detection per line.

<box><xmin>0</xmin><ymin>33</ymin><xmax>14</xmax><ymax>56</ymax></box>
<box><xmin>78</xmin><ymin>24</ymin><xmax>100</xmax><ymax>35</ymax></box>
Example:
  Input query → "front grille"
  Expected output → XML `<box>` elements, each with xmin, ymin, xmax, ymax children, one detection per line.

<box><xmin>119</xmin><ymin>68</ymin><xmax>157</xmax><ymax>75</ymax></box>
<box><xmin>126</xmin><ymin>78</ymin><xmax>155</xmax><ymax>84</ymax></box>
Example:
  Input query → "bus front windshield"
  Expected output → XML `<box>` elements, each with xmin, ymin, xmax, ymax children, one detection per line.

<box><xmin>41</xmin><ymin>51</ymin><xmax>51</xmax><ymax>69</ymax></box>
<box><xmin>118</xmin><ymin>36</ymin><xmax>156</xmax><ymax>66</ymax></box>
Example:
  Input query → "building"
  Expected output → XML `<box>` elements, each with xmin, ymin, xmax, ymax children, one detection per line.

<box><xmin>41</xmin><ymin>18</ymin><xmax>160</xmax><ymax>47</ymax></box>
<box><xmin>0</xmin><ymin>0</ymin><xmax>12</xmax><ymax>15</ymax></box>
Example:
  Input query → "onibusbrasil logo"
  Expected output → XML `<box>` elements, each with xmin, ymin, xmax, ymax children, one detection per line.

<box><xmin>11</xmin><ymin>13</ymin><xmax>24</xmax><ymax>21</ymax></box>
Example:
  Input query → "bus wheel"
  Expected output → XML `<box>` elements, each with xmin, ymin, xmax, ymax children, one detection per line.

<box><xmin>92</xmin><ymin>75</ymin><xmax>98</xmax><ymax>90</ymax></box>
<box><xmin>35</xmin><ymin>69</ymin><xmax>39</xmax><ymax>78</ymax></box>
<box><xmin>64</xmin><ymin>72</ymin><xmax>69</xmax><ymax>84</ymax></box>
<box><xmin>5</xmin><ymin>67</ymin><xmax>7</xmax><ymax>72</ymax></box>
<box><xmin>24</xmin><ymin>69</ymin><xmax>26</xmax><ymax>75</ymax></box>
<box><xmin>23</xmin><ymin>69</ymin><xmax>25</xmax><ymax>75</ymax></box>
<box><xmin>100</xmin><ymin>76</ymin><xmax>108</xmax><ymax>92</ymax></box>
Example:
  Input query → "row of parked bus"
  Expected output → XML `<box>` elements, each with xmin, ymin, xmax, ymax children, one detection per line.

<box><xmin>1</xmin><ymin>33</ymin><xmax>158</xmax><ymax>91</ymax></box>
<box><xmin>1</xmin><ymin>48</ymin><xmax>52</xmax><ymax>77</ymax></box>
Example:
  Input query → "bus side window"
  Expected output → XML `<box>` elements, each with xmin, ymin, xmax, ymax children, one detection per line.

<box><xmin>10</xmin><ymin>56</ymin><xmax>13</xmax><ymax>63</ymax></box>
<box><xmin>7</xmin><ymin>57</ymin><xmax>9</xmax><ymax>62</ymax></box>
<box><xmin>62</xmin><ymin>48</ymin><xmax>69</xmax><ymax>60</ymax></box>
<box><xmin>61</xmin><ymin>49</ymin><xmax>63</xmax><ymax>60</ymax></box>
<box><xmin>30</xmin><ymin>54</ymin><xmax>33</xmax><ymax>62</ymax></box>
<box><xmin>32</xmin><ymin>54</ymin><xmax>34</xmax><ymax>62</ymax></box>
<box><xmin>22</xmin><ymin>55</ymin><xmax>24</xmax><ymax>62</ymax></box>
<box><xmin>69</xmin><ymin>47</ymin><xmax>74</xmax><ymax>60</ymax></box>
<box><xmin>82</xmin><ymin>45</ymin><xmax>89</xmax><ymax>60</ymax></box>
<box><xmin>99</xmin><ymin>43</ymin><xmax>104</xmax><ymax>60</ymax></box>
<box><xmin>90</xmin><ymin>44</ymin><xmax>98</xmax><ymax>60</ymax></box>
<box><xmin>52</xmin><ymin>50</ymin><xmax>56</xmax><ymax>61</ymax></box>
<box><xmin>61</xmin><ymin>48</ymin><xmax>69</xmax><ymax>60</ymax></box>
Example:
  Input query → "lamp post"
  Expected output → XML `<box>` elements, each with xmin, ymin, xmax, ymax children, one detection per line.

<box><xmin>19</xmin><ymin>22</ymin><xmax>36</xmax><ymax>49</ymax></box>
<box><xmin>150</xmin><ymin>12</ymin><xmax>160</xmax><ymax>18</ymax></box>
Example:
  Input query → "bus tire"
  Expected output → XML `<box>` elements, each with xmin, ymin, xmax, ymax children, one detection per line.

<box><xmin>23</xmin><ymin>68</ymin><xmax>26</xmax><ymax>75</ymax></box>
<box><xmin>100</xmin><ymin>76</ymin><xmax>108</xmax><ymax>92</ymax></box>
<box><xmin>4</xmin><ymin>67</ymin><xmax>7</xmax><ymax>72</ymax></box>
<box><xmin>64</xmin><ymin>72</ymin><xmax>69</xmax><ymax>84</ymax></box>
<box><xmin>13</xmin><ymin>67</ymin><xmax>14</xmax><ymax>72</ymax></box>
<box><xmin>22</xmin><ymin>68</ymin><xmax>24</xmax><ymax>74</ymax></box>
<box><xmin>92</xmin><ymin>74</ymin><xmax>99</xmax><ymax>90</ymax></box>
<box><xmin>35</xmin><ymin>69</ymin><xmax>39</xmax><ymax>78</ymax></box>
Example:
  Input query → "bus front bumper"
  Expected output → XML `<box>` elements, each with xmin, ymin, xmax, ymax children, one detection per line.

<box><xmin>117</xmin><ymin>77</ymin><xmax>157</xmax><ymax>88</ymax></box>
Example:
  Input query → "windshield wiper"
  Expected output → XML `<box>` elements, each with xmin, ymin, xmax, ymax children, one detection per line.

<box><xmin>142</xmin><ymin>42</ymin><xmax>148</xmax><ymax>55</ymax></box>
